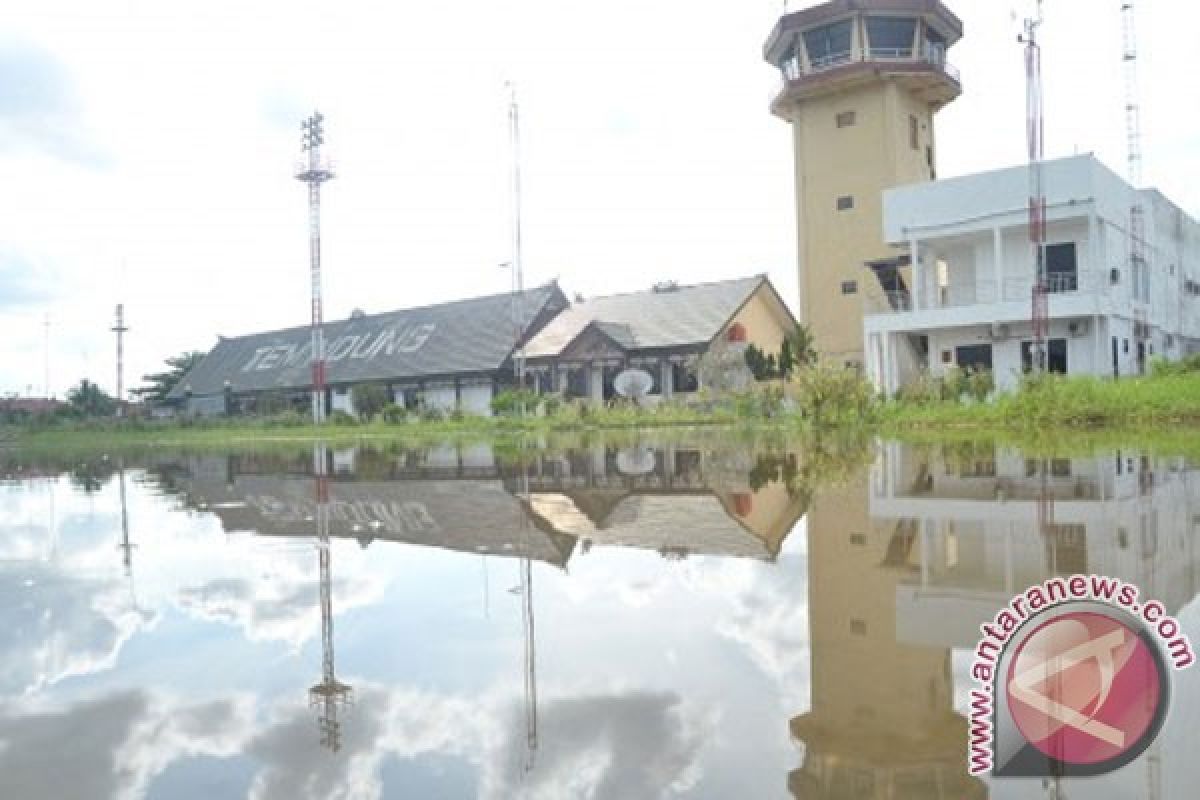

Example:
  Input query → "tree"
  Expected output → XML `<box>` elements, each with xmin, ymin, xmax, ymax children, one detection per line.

<box><xmin>67</xmin><ymin>379</ymin><xmax>116</xmax><ymax>417</ymax></box>
<box><xmin>132</xmin><ymin>351</ymin><xmax>205</xmax><ymax>404</ymax></box>
<box><xmin>787</xmin><ymin>324</ymin><xmax>818</xmax><ymax>370</ymax></box>
<box><xmin>352</xmin><ymin>383</ymin><xmax>390</xmax><ymax>420</ymax></box>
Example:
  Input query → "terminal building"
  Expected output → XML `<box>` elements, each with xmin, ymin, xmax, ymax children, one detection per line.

<box><xmin>170</xmin><ymin>275</ymin><xmax>796</xmax><ymax>416</ymax></box>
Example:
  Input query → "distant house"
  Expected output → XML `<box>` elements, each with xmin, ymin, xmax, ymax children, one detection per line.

<box><xmin>0</xmin><ymin>397</ymin><xmax>63</xmax><ymax>419</ymax></box>
<box><xmin>522</xmin><ymin>275</ymin><xmax>799</xmax><ymax>402</ymax></box>
<box><xmin>169</xmin><ymin>284</ymin><xmax>568</xmax><ymax>416</ymax></box>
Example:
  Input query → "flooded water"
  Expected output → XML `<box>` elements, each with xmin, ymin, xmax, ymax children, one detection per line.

<box><xmin>0</xmin><ymin>436</ymin><xmax>1197</xmax><ymax>799</ymax></box>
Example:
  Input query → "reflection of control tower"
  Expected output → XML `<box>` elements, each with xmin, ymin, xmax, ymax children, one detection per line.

<box><xmin>308</xmin><ymin>445</ymin><xmax>353</xmax><ymax>752</ymax></box>
<box><xmin>790</xmin><ymin>478</ymin><xmax>986</xmax><ymax>799</ymax></box>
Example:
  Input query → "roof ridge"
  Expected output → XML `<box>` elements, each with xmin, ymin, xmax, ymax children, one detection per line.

<box><xmin>574</xmin><ymin>273</ymin><xmax>764</xmax><ymax>304</ymax></box>
<box><xmin>216</xmin><ymin>282</ymin><xmax>557</xmax><ymax>343</ymax></box>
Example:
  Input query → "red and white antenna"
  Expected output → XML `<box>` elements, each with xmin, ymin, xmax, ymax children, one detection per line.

<box><xmin>1020</xmin><ymin>0</ymin><xmax>1048</xmax><ymax>374</ymax></box>
<box><xmin>1123</xmin><ymin>2</ymin><xmax>1150</xmax><ymax>354</ymax></box>
<box><xmin>296</xmin><ymin>111</ymin><xmax>335</xmax><ymax>424</ymax></box>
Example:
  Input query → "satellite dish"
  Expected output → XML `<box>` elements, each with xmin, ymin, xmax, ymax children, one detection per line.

<box><xmin>616</xmin><ymin>447</ymin><xmax>657</xmax><ymax>476</ymax></box>
<box><xmin>613</xmin><ymin>368</ymin><xmax>654</xmax><ymax>400</ymax></box>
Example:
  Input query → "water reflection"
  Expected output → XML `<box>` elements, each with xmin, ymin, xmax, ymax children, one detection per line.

<box><xmin>0</xmin><ymin>438</ymin><xmax>1195</xmax><ymax>798</ymax></box>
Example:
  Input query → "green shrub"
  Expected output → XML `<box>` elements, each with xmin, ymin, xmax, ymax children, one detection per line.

<box><xmin>491</xmin><ymin>389</ymin><xmax>540</xmax><ymax>416</ymax></box>
<box><xmin>351</xmin><ymin>383</ymin><xmax>390</xmax><ymax>420</ymax></box>
<box><xmin>419</xmin><ymin>406</ymin><xmax>445</xmax><ymax>422</ymax></box>
<box><xmin>328</xmin><ymin>410</ymin><xmax>358</xmax><ymax>426</ymax></box>
<box><xmin>381</xmin><ymin>403</ymin><xmax>408</xmax><ymax>424</ymax></box>
<box><xmin>264</xmin><ymin>410</ymin><xmax>307</xmax><ymax>428</ymax></box>
<box><xmin>789</xmin><ymin>364</ymin><xmax>874</xmax><ymax>424</ymax></box>
<box><xmin>965</xmin><ymin>368</ymin><xmax>995</xmax><ymax>402</ymax></box>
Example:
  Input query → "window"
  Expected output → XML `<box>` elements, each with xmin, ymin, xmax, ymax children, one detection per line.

<box><xmin>1022</xmin><ymin>338</ymin><xmax>1068</xmax><ymax>374</ymax></box>
<box><xmin>836</xmin><ymin>110</ymin><xmax>857</xmax><ymax>128</ymax></box>
<box><xmin>837</xmin><ymin>195</ymin><xmax>854</xmax><ymax>210</ymax></box>
<box><xmin>672</xmin><ymin>362</ymin><xmax>698</xmax><ymax>393</ymax></box>
<box><xmin>850</xmin><ymin>533</ymin><xmax>867</xmax><ymax>546</ymax></box>
<box><xmin>803</xmin><ymin>19</ymin><xmax>854</xmax><ymax>68</ymax></box>
<box><xmin>841</xmin><ymin>280</ymin><xmax>857</xmax><ymax>295</ymax></box>
<box><xmin>866</xmin><ymin>16</ymin><xmax>916</xmax><ymax>57</ymax></box>
<box><xmin>849</xmin><ymin>618</ymin><xmax>868</xmax><ymax>636</ymax></box>
<box><xmin>1046</xmin><ymin>242</ymin><xmax>1078</xmax><ymax>291</ymax></box>
<box><xmin>955</xmin><ymin>344</ymin><xmax>993</xmax><ymax>371</ymax></box>
<box><xmin>909</xmin><ymin>114</ymin><xmax>919</xmax><ymax>149</ymax></box>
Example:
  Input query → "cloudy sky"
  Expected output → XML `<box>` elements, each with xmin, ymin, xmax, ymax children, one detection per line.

<box><xmin>1</xmin><ymin>0</ymin><xmax>1197</xmax><ymax>398</ymax></box>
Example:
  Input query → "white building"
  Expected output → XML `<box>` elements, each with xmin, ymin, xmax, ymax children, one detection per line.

<box><xmin>865</xmin><ymin>155</ymin><xmax>1200</xmax><ymax>392</ymax></box>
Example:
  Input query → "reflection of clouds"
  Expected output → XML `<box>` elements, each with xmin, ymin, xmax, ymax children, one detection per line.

<box><xmin>486</xmin><ymin>691</ymin><xmax>712</xmax><ymax>800</ymax></box>
<box><xmin>685</xmin><ymin>553</ymin><xmax>812</xmax><ymax>710</ymax></box>
<box><xmin>0</xmin><ymin>564</ymin><xmax>152</xmax><ymax>696</ymax></box>
<box><xmin>173</xmin><ymin>546</ymin><xmax>384</xmax><ymax>649</ymax></box>
<box><xmin>0</xmin><ymin>690</ymin><xmax>251</xmax><ymax>800</ymax></box>
<box><xmin>0</xmin><ymin>683</ymin><xmax>714</xmax><ymax>800</ymax></box>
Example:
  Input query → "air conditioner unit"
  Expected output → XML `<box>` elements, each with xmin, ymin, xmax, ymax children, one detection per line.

<box><xmin>989</xmin><ymin>323</ymin><xmax>1011</xmax><ymax>341</ymax></box>
<box><xmin>1067</xmin><ymin>320</ymin><xmax>1089</xmax><ymax>337</ymax></box>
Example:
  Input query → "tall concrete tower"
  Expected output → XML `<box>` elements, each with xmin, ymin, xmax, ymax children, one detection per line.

<box><xmin>765</xmin><ymin>1</ymin><xmax>963</xmax><ymax>367</ymax></box>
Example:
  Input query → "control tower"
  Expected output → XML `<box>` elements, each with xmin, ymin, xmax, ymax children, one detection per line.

<box><xmin>764</xmin><ymin>1</ymin><xmax>963</xmax><ymax>368</ymax></box>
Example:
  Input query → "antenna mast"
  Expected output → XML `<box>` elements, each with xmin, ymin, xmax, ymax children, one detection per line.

<box><xmin>1020</xmin><ymin>1</ymin><xmax>1048</xmax><ymax>374</ymax></box>
<box><xmin>111</xmin><ymin>304</ymin><xmax>129</xmax><ymax>415</ymax></box>
<box><xmin>309</xmin><ymin>444</ymin><xmax>353</xmax><ymax>751</ymax></box>
<box><xmin>43</xmin><ymin>313</ymin><xmax>51</xmax><ymax>399</ymax></box>
<box><xmin>1123</xmin><ymin>1</ymin><xmax>1149</xmax><ymax>362</ymax></box>
<box><xmin>296</xmin><ymin>111</ymin><xmax>335</xmax><ymax>424</ymax></box>
<box><xmin>507</xmin><ymin>84</ymin><xmax>527</xmax><ymax>388</ymax></box>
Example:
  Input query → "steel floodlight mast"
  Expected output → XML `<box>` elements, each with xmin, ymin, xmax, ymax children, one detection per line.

<box><xmin>296</xmin><ymin>111</ymin><xmax>335</xmax><ymax>424</ymax></box>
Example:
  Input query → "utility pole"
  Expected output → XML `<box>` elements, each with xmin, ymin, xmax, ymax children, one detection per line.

<box><xmin>1020</xmin><ymin>1</ymin><xmax>1048</xmax><ymax>375</ymax></box>
<box><xmin>295</xmin><ymin>112</ymin><xmax>335</xmax><ymax>424</ymax></box>
<box><xmin>111</xmin><ymin>304</ymin><xmax>129</xmax><ymax>415</ymax></box>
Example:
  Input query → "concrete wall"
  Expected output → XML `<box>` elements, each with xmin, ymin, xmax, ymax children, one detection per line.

<box><xmin>785</xmin><ymin>76</ymin><xmax>948</xmax><ymax>367</ymax></box>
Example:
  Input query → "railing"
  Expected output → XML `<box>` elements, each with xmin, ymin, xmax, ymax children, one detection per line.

<box><xmin>867</xmin><ymin>271</ymin><xmax>1105</xmax><ymax>315</ymax></box>
<box><xmin>780</xmin><ymin>42</ymin><xmax>959</xmax><ymax>84</ymax></box>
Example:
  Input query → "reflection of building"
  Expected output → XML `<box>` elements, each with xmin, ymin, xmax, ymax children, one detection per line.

<box><xmin>517</xmin><ymin>446</ymin><xmax>807</xmax><ymax>561</ymax></box>
<box><xmin>871</xmin><ymin>443</ymin><xmax>1200</xmax><ymax>648</ymax></box>
<box><xmin>790</xmin><ymin>477</ymin><xmax>986</xmax><ymax>799</ymax></box>
<box><xmin>149</xmin><ymin>442</ymin><xmax>810</xmax><ymax>566</ymax></box>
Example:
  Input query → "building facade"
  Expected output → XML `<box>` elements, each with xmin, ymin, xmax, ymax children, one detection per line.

<box><xmin>522</xmin><ymin>275</ymin><xmax>799</xmax><ymax>404</ymax></box>
<box><xmin>866</xmin><ymin>155</ymin><xmax>1200</xmax><ymax>393</ymax></box>
<box><xmin>765</xmin><ymin>0</ymin><xmax>963</xmax><ymax>369</ymax></box>
<box><xmin>169</xmin><ymin>284</ymin><xmax>567</xmax><ymax>417</ymax></box>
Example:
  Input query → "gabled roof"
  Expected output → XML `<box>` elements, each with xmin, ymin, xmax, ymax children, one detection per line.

<box><xmin>170</xmin><ymin>283</ymin><xmax>567</xmax><ymax>398</ymax></box>
<box><xmin>524</xmin><ymin>275</ymin><xmax>783</xmax><ymax>359</ymax></box>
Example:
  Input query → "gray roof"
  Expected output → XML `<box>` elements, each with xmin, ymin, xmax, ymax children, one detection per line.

<box><xmin>170</xmin><ymin>284</ymin><xmax>566</xmax><ymax>398</ymax></box>
<box><xmin>523</xmin><ymin>275</ymin><xmax>774</xmax><ymax>359</ymax></box>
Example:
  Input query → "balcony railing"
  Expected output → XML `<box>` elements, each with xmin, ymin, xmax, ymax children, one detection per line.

<box><xmin>868</xmin><ymin>271</ymin><xmax>1104</xmax><ymax>315</ymax></box>
<box><xmin>780</xmin><ymin>41</ymin><xmax>959</xmax><ymax>84</ymax></box>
